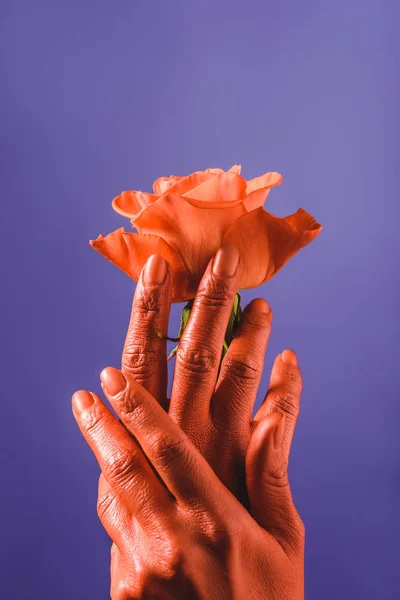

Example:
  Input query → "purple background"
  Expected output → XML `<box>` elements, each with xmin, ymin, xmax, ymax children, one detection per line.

<box><xmin>1</xmin><ymin>1</ymin><xmax>399</xmax><ymax>598</ymax></box>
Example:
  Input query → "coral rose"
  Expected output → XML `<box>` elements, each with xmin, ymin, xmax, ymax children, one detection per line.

<box><xmin>90</xmin><ymin>165</ymin><xmax>322</xmax><ymax>302</ymax></box>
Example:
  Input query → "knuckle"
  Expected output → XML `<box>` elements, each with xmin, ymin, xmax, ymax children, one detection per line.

<box><xmin>97</xmin><ymin>489</ymin><xmax>117</xmax><ymax>522</ymax></box>
<box><xmin>222</xmin><ymin>353</ymin><xmax>261</xmax><ymax>382</ymax></box>
<box><xmin>282</xmin><ymin>511</ymin><xmax>306</xmax><ymax>553</ymax></box>
<box><xmin>111</xmin><ymin>580</ymin><xmax>134</xmax><ymax>600</ymax></box>
<box><xmin>122</xmin><ymin>345</ymin><xmax>160</xmax><ymax>381</ymax></box>
<box><xmin>205</xmin><ymin>523</ymin><xmax>231</xmax><ymax>552</ymax></box>
<box><xmin>176</xmin><ymin>340</ymin><xmax>218</xmax><ymax>375</ymax></box>
<box><xmin>126</xmin><ymin>554</ymin><xmax>183</xmax><ymax>595</ymax></box>
<box><xmin>155</xmin><ymin>533</ymin><xmax>184</xmax><ymax>579</ymax></box>
<box><xmin>260</xmin><ymin>458</ymin><xmax>289</xmax><ymax>489</ymax></box>
<box><xmin>281</xmin><ymin>366</ymin><xmax>302</xmax><ymax>385</ymax></box>
<box><xmin>270</xmin><ymin>392</ymin><xmax>299</xmax><ymax>419</ymax></box>
<box><xmin>118</xmin><ymin>390</ymin><xmax>152</xmax><ymax>426</ymax></box>
<box><xmin>149</xmin><ymin>434</ymin><xmax>190</xmax><ymax>469</ymax></box>
<box><xmin>196</xmin><ymin>278</ymin><xmax>236</xmax><ymax>309</ymax></box>
<box><xmin>159</xmin><ymin>560</ymin><xmax>183</xmax><ymax>583</ymax></box>
<box><xmin>165</xmin><ymin>538</ymin><xmax>183</xmax><ymax>569</ymax></box>
<box><xmin>135</xmin><ymin>286</ymin><xmax>164</xmax><ymax>314</ymax></box>
<box><xmin>197</xmin><ymin>517</ymin><xmax>232</xmax><ymax>555</ymax></box>
<box><xmin>296</xmin><ymin>516</ymin><xmax>306</xmax><ymax>542</ymax></box>
<box><xmin>80</xmin><ymin>404</ymin><xmax>105</xmax><ymax>436</ymax></box>
<box><xmin>276</xmin><ymin>363</ymin><xmax>302</xmax><ymax>391</ymax></box>
<box><xmin>107</xmin><ymin>451</ymin><xmax>138</xmax><ymax>488</ymax></box>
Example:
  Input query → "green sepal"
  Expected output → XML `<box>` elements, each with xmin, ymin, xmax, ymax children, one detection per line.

<box><xmin>221</xmin><ymin>291</ymin><xmax>242</xmax><ymax>358</ymax></box>
<box><xmin>167</xmin><ymin>299</ymin><xmax>194</xmax><ymax>360</ymax></box>
<box><xmin>218</xmin><ymin>291</ymin><xmax>242</xmax><ymax>375</ymax></box>
<box><xmin>166</xmin><ymin>293</ymin><xmax>243</xmax><ymax>366</ymax></box>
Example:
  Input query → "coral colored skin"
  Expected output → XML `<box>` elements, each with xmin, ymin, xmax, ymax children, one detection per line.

<box><xmin>73</xmin><ymin>245</ymin><xmax>305</xmax><ymax>599</ymax></box>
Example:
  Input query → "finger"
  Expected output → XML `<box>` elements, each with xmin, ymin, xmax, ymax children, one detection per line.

<box><xmin>100</xmin><ymin>367</ymin><xmax>216</xmax><ymax>504</ymax></box>
<box><xmin>72</xmin><ymin>389</ymin><xmax>172</xmax><ymax>523</ymax></box>
<box><xmin>245</xmin><ymin>412</ymin><xmax>305</xmax><ymax>555</ymax></box>
<box><xmin>122</xmin><ymin>254</ymin><xmax>172</xmax><ymax>408</ymax></box>
<box><xmin>169</xmin><ymin>244</ymin><xmax>241</xmax><ymax>431</ymax></box>
<box><xmin>252</xmin><ymin>350</ymin><xmax>302</xmax><ymax>453</ymax></box>
<box><xmin>97</xmin><ymin>473</ymin><xmax>131</xmax><ymax>544</ymax></box>
<box><xmin>211</xmin><ymin>298</ymin><xmax>273</xmax><ymax>440</ymax></box>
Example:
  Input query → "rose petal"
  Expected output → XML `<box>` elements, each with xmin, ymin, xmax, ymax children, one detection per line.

<box><xmin>203</xmin><ymin>167</ymin><xmax>225</xmax><ymax>174</ymax></box>
<box><xmin>222</xmin><ymin>207</ymin><xmax>322</xmax><ymax>289</ymax></box>
<box><xmin>89</xmin><ymin>227</ymin><xmax>191</xmax><ymax>302</ymax></box>
<box><xmin>243</xmin><ymin>172</ymin><xmax>283</xmax><ymax>212</ymax></box>
<box><xmin>183</xmin><ymin>171</ymin><xmax>247</xmax><ymax>202</ymax></box>
<box><xmin>243</xmin><ymin>187</ymin><xmax>273</xmax><ymax>212</ymax></box>
<box><xmin>153</xmin><ymin>176</ymin><xmax>183</xmax><ymax>196</ymax></box>
<box><xmin>164</xmin><ymin>170</ymin><xmax>218</xmax><ymax>196</ymax></box>
<box><xmin>132</xmin><ymin>193</ymin><xmax>247</xmax><ymax>284</ymax></box>
<box><xmin>243</xmin><ymin>178</ymin><xmax>282</xmax><ymax>212</ymax></box>
<box><xmin>228</xmin><ymin>164</ymin><xmax>242</xmax><ymax>174</ymax></box>
<box><xmin>112</xmin><ymin>191</ymin><xmax>159</xmax><ymax>218</ymax></box>
<box><xmin>246</xmin><ymin>171</ymin><xmax>283</xmax><ymax>194</ymax></box>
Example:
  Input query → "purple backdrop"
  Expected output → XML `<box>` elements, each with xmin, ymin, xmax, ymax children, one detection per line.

<box><xmin>1</xmin><ymin>1</ymin><xmax>399</xmax><ymax>598</ymax></box>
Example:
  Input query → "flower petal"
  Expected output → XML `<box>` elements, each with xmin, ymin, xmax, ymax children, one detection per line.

<box><xmin>153</xmin><ymin>176</ymin><xmax>183</xmax><ymax>196</ymax></box>
<box><xmin>89</xmin><ymin>228</ymin><xmax>191</xmax><ymax>302</ymax></box>
<box><xmin>203</xmin><ymin>167</ymin><xmax>225</xmax><ymax>174</ymax></box>
<box><xmin>152</xmin><ymin>166</ymin><xmax>240</xmax><ymax>196</ymax></box>
<box><xmin>244</xmin><ymin>172</ymin><xmax>283</xmax><ymax>211</ymax></box>
<box><xmin>132</xmin><ymin>193</ymin><xmax>247</xmax><ymax>284</ymax></box>
<box><xmin>183</xmin><ymin>171</ymin><xmax>247</xmax><ymax>202</ymax></box>
<box><xmin>112</xmin><ymin>191</ymin><xmax>158</xmax><ymax>218</ymax></box>
<box><xmin>165</xmin><ymin>171</ymin><xmax>218</xmax><ymax>196</ymax></box>
<box><xmin>246</xmin><ymin>171</ymin><xmax>283</xmax><ymax>194</ymax></box>
<box><xmin>222</xmin><ymin>207</ymin><xmax>322</xmax><ymax>289</ymax></box>
<box><xmin>243</xmin><ymin>184</ymin><xmax>278</xmax><ymax>212</ymax></box>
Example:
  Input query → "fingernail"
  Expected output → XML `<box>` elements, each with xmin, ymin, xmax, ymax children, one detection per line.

<box><xmin>212</xmin><ymin>244</ymin><xmax>240</xmax><ymax>277</ymax></box>
<box><xmin>281</xmin><ymin>349</ymin><xmax>298</xmax><ymax>367</ymax></box>
<box><xmin>72</xmin><ymin>390</ymin><xmax>95</xmax><ymax>415</ymax></box>
<box><xmin>100</xmin><ymin>367</ymin><xmax>127</xmax><ymax>397</ymax></box>
<box><xmin>273</xmin><ymin>413</ymin><xmax>286</xmax><ymax>451</ymax></box>
<box><xmin>250</xmin><ymin>298</ymin><xmax>271</xmax><ymax>315</ymax></box>
<box><xmin>143</xmin><ymin>254</ymin><xmax>167</xmax><ymax>285</ymax></box>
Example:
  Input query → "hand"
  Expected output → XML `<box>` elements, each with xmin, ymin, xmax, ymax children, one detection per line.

<box><xmin>80</xmin><ymin>244</ymin><xmax>305</xmax><ymax>597</ymax></box>
<box><xmin>72</xmin><ymin>366</ymin><xmax>304</xmax><ymax>599</ymax></box>
<box><xmin>104</xmin><ymin>245</ymin><xmax>303</xmax><ymax>507</ymax></box>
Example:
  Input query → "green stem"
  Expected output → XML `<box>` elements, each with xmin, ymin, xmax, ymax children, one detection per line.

<box><xmin>157</xmin><ymin>292</ymin><xmax>242</xmax><ymax>364</ymax></box>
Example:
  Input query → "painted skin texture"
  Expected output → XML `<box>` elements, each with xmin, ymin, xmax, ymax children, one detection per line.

<box><xmin>73</xmin><ymin>245</ymin><xmax>305</xmax><ymax>599</ymax></box>
<box><xmin>89</xmin><ymin>165</ymin><xmax>322</xmax><ymax>302</ymax></box>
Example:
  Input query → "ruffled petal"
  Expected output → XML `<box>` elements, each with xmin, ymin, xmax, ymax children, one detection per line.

<box><xmin>112</xmin><ymin>191</ymin><xmax>158</xmax><ymax>218</ymax></box>
<box><xmin>163</xmin><ymin>170</ymin><xmax>216</xmax><ymax>197</ymax></box>
<box><xmin>228</xmin><ymin>164</ymin><xmax>242</xmax><ymax>174</ymax></box>
<box><xmin>246</xmin><ymin>171</ymin><xmax>282</xmax><ymax>194</ymax></box>
<box><xmin>243</xmin><ymin>184</ymin><xmax>279</xmax><ymax>212</ymax></box>
<box><xmin>243</xmin><ymin>172</ymin><xmax>283</xmax><ymax>211</ymax></box>
<box><xmin>154</xmin><ymin>169</ymin><xmax>225</xmax><ymax>196</ymax></box>
<box><xmin>132</xmin><ymin>194</ymin><xmax>246</xmax><ymax>284</ymax></box>
<box><xmin>153</xmin><ymin>175</ymin><xmax>182</xmax><ymax>196</ymax></box>
<box><xmin>203</xmin><ymin>167</ymin><xmax>225</xmax><ymax>175</ymax></box>
<box><xmin>89</xmin><ymin>228</ymin><xmax>191</xmax><ymax>302</ymax></box>
<box><xmin>222</xmin><ymin>207</ymin><xmax>322</xmax><ymax>289</ymax></box>
<box><xmin>183</xmin><ymin>171</ymin><xmax>247</xmax><ymax>202</ymax></box>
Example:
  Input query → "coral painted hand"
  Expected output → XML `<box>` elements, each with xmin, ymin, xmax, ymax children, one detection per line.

<box><xmin>72</xmin><ymin>367</ymin><xmax>304</xmax><ymax>600</ymax></box>
<box><xmin>73</xmin><ymin>246</ymin><xmax>305</xmax><ymax>598</ymax></box>
<box><xmin>90</xmin><ymin>165</ymin><xmax>322</xmax><ymax>302</ymax></box>
<box><xmin>109</xmin><ymin>246</ymin><xmax>303</xmax><ymax>506</ymax></box>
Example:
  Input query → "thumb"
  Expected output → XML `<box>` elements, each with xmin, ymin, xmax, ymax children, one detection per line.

<box><xmin>245</xmin><ymin>412</ymin><xmax>304</xmax><ymax>553</ymax></box>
